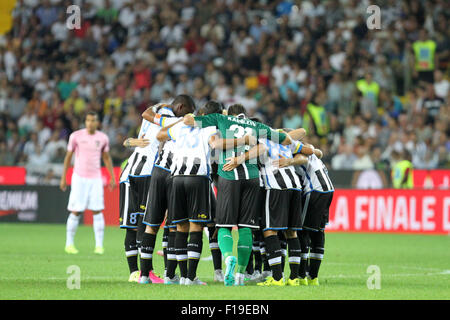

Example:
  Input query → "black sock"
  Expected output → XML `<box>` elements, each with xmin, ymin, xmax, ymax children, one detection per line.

<box><xmin>279</xmin><ymin>232</ymin><xmax>287</xmax><ymax>276</ymax></box>
<box><xmin>253</xmin><ymin>231</ymin><xmax>262</xmax><ymax>272</ymax></box>
<box><xmin>287</xmin><ymin>237</ymin><xmax>301</xmax><ymax>279</ymax></box>
<box><xmin>162</xmin><ymin>227</ymin><xmax>169</xmax><ymax>271</ymax></box>
<box><xmin>166</xmin><ymin>230</ymin><xmax>177</xmax><ymax>279</ymax></box>
<box><xmin>124</xmin><ymin>229</ymin><xmax>138</xmax><ymax>273</ymax></box>
<box><xmin>260</xmin><ymin>240</ymin><xmax>270</xmax><ymax>272</ymax></box>
<box><xmin>175</xmin><ymin>231</ymin><xmax>189</xmax><ymax>278</ymax></box>
<box><xmin>246</xmin><ymin>250</ymin><xmax>254</xmax><ymax>275</ymax></box>
<box><xmin>140</xmin><ymin>232</ymin><xmax>157</xmax><ymax>276</ymax></box>
<box><xmin>208</xmin><ymin>226</ymin><xmax>222</xmax><ymax>271</ymax></box>
<box><xmin>187</xmin><ymin>231</ymin><xmax>203</xmax><ymax>281</ymax></box>
<box><xmin>298</xmin><ymin>230</ymin><xmax>309</xmax><ymax>278</ymax></box>
<box><xmin>136</xmin><ymin>215</ymin><xmax>145</xmax><ymax>248</ymax></box>
<box><xmin>264</xmin><ymin>235</ymin><xmax>283</xmax><ymax>281</ymax></box>
<box><xmin>309</xmin><ymin>231</ymin><xmax>325</xmax><ymax>279</ymax></box>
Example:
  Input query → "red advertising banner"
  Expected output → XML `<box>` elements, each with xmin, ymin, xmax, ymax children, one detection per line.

<box><xmin>413</xmin><ymin>170</ymin><xmax>450</xmax><ymax>189</ymax></box>
<box><xmin>0</xmin><ymin>167</ymin><xmax>26</xmax><ymax>185</ymax></box>
<box><xmin>328</xmin><ymin>189</ymin><xmax>450</xmax><ymax>234</ymax></box>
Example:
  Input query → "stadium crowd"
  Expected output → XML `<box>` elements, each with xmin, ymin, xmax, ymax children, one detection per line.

<box><xmin>0</xmin><ymin>0</ymin><xmax>449</xmax><ymax>183</ymax></box>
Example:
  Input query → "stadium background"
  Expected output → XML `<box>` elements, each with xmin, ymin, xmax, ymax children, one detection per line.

<box><xmin>0</xmin><ymin>0</ymin><xmax>449</xmax><ymax>232</ymax></box>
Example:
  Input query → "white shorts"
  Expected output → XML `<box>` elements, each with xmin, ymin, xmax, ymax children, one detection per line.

<box><xmin>68</xmin><ymin>173</ymin><xmax>104</xmax><ymax>212</ymax></box>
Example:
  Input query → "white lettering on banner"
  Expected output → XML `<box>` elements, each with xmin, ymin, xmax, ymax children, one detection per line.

<box><xmin>393</xmin><ymin>196</ymin><xmax>408</xmax><ymax>230</ymax></box>
<box><xmin>333</xmin><ymin>196</ymin><xmax>349</xmax><ymax>230</ymax></box>
<box><xmin>422</xmin><ymin>196</ymin><xmax>436</xmax><ymax>231</ymax></box>
<box><xmin>0</xmin><ymin>191</ymin><xmax>38</xmax><ymax>211</ymax></box>
<box><xmin>408</xmin><ymin>197</ymin><xmax>420</xmax><ymax>231</ymax></box>
<box><xmin>443</xmin><ymin>198</ymin><xmax>450</xmax><ymax>231</ymax></box>
<box><xmin>376</xmin><ymin>196</ymin><xmax>393</xmax><ymax>230</ymax></box>
<box><xmin>368</xmin><ymin>196</ymin><xmax>375</xmax><ymax>230</ymax></box>
<box><xmin>355</xmin><ymin>196</ymin><xmax>368</xmax><ymax>230</ymax></box>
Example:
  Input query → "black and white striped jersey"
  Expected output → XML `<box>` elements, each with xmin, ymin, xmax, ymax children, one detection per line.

<box><xmin>259</xmin><ymin>138</ymin><xmax>303</xmax><ymax>190</ymax></box>
<box><xmin>119</xmin><ymin>108</ymin><xmax>176</xmax><ymax>183</ymax></box>
<box><xmin>168</xmin><ymin>123</ymin><xmax>217</xmax><ymax>177</ymax></box>
<box><xmin>153</xmin><ymin>131</ymin><xmax>178</xmax><ymax>172</ymax></box>
<box><xmin>295</xmin><ymin>153</ymin><xmax>334</xmax><ymax>194</ymax></box>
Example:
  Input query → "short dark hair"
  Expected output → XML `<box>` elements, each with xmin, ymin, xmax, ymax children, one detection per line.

<box><xmin>171</xmin><ymin>94</ymin><xmax>196</xmax><ymax>113</ymax></box>
<box><xmin>228</xmin><ymin>104</ymin><xmax>246</xmax><ymax>116</ymax></box>
<box><xmin>198</xmin><ymin>100</ymin><xmax>224</xmax><ymax>116</ymax></box>
<box><xmin>249</xmin><ymin>117</ymin><xmax>262</xmax><ymax>123</ymax></box>
<box><xmin>85</xmin><ymin>111</ymin><xmax>98</xmax><ymax>120</ymax></box>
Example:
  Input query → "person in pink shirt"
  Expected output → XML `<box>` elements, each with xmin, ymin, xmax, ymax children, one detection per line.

<box><xmin>60</xmin><ymin>111</ymin><xmax>116</xmax><ymax>255</ymax></box>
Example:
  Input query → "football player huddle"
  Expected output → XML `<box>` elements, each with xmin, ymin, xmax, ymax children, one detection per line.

<box><xmin>119</xmin><ymin>94</ymin><xmax>334</xmax><ymax>287</ymax></box>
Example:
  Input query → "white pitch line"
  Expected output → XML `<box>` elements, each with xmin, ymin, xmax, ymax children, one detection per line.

<box><xmin>324</xmin><ymin>262</ymin><xmax>445</xmax><ymax>272</ymax></box>
<box><xmin>2</xmin><ymin>271</ymin><xmax>449</xmax><ymax>282</ymax></box>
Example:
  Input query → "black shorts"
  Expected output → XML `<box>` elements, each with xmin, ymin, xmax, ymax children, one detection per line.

<box><xmin>119</xmin><ymin>178</ymin><xmax>150</xmax><ymax>228</ymax></box>
<box><xmin>129</xmin><ymin>175</ymin><xmax>152</xmax><ymax>214</ymax></box>
<box><xmin>258</xmin><ymin>187</ymin><xmax>266</xmax><ymax>228</ymax></box>
<box><xmin>143</xmin><ymin>167</ymin><xmax>172</xmax><ymax>227</ymax></box>
<box><xmin>302</xmin><ymin>191</ymin><xmax>334</xmax><ymax>231</ymax></box>
<box><xmin>119</xmin><ymin>182</ymin><xmax>133</xmax><ymax>228</ymax></box>
<box><xmin>171</xmin><ymin>175</ymin><xmax>212</xmax><ymax>224</ymax></box>
<box><xmin>261</xmin><ymin>189</ymin><xmax>303</xmax><ymax>231</ymax></box>
<box><xmin>216</xmin><ymin>177</ymin><xmax>262</xmax><ymax>229</ymax></box>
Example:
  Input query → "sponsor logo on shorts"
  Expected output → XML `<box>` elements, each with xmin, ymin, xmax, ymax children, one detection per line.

<box><xmin>197</xmin><ymin>213</ymin><xmax>207</xmax><ymax>219</ymax></box>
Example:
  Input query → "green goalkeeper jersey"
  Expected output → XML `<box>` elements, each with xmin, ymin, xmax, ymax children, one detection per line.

<box><xmin>194</xmin><ymin>113</ymin><xmax>287</xmax><ymax>181</ymax></box>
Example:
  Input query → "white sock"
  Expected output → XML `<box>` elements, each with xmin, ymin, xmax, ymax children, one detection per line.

<box><xmin>93</xmin><ymin>213</ymin><xmax>105</xmax><ymax>248</ymax></box>
<box><xmin>66</xmin><ymin>213</ymin><xmax>80</xmax><ymax>247</ymax></box>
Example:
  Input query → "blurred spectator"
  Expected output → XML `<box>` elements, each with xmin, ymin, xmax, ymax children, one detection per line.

<box><xmin>331</xmin><ymin>144</ymin><xmax>357</xmax><ymax>170</ymax></box>
<box><xmin>434</xmin><ymin>70</ymin><xmax>449</xmax><ymax>99</ymax></box>
<box><xmin>0</xmin><ymin>0</ymin><xmax>447</xmax><ymax>186</ymax></box>
<box><xmin>27</xmin><ymin>145</ymin><xmax>50</xmax><ymax>175</ymax></box>
<box><xmin>353</xmin><ymin>145</ymin><xmax>374</xmax><ymax>170</ymax></box>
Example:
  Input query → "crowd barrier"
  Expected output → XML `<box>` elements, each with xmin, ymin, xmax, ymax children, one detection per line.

<box><xmin>328</xmin><ymin>189</ymin><xmax>450</xmax><ymax>234</ymax></box>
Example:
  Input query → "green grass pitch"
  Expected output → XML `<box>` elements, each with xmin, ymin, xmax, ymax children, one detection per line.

<box><xmin>0</xmin><ymin>223</ymin><xmax>449</xmax><ymax>300</ymax></box>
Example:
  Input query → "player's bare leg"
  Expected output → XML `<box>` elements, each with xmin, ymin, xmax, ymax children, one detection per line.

<box><xmin>65</xmin><ymin>211</ymin><xmax>82</xmax><ymax>254</ymax></box>
<box><xmin>92</xmin><ymin>211</ymin><xmax>105</xmax><ymax>254</ymax></box>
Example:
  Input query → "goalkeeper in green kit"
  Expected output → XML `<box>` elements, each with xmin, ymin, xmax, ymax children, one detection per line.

<box><xmin>183</xmin><ymin>104</ymin><xmax>292</xmax><ymax>286</ymax></box>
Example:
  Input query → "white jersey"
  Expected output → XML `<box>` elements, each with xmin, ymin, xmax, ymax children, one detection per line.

<box><xmin>119</xmin><ymin>108</ymin><xmax>176</xmax><ymax>183</ymax></box>
<box><xmin>168</xmin><ymin>123</ymin><xmax>217</xmax><ymax>177</ymax></box>
<box><xmin>295</xmin><ymin>153</ymin><xmax>334</xmax><ymax>194</ymax></box>
<box><xmin>259</xmin><ymin>138</ymin><xmax>303</xmax><ymax>190</ymax></box>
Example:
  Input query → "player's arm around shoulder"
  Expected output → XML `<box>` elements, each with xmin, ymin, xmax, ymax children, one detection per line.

<box><xmin>222</xmin><ymin>143</ymin><xmax>267</xmax><ymax>172</ymax></box>
<box><xmin>288</xmin><ymin>128</ymin><xmax>307</xmax><ymax>141</ymax></box>
<box><xmin>123</xmin><ymin>138</ymin><xmax>150</xmax><ymax>148</ymax></box>
<box><xmin>142</xmin><ymin>103</ymin><xmax>171</xmax><ymax>123</ymax></box>
<box><xmin>185</xmin><ymin>113</ymin><xmax>220</xmax><ymax>128</ymax></box>
<box><xmin>156</xmin><ymin>119</ymin><xmax>183</xmax><ymax>142</ymax></box>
